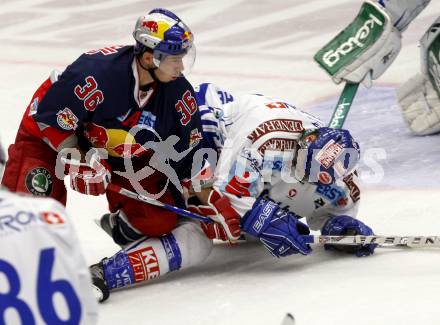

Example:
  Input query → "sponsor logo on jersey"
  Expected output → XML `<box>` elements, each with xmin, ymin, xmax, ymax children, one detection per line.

<box><xmin>85</xmin><ymin>45</ymin><xmax>123</xmax><ymax>56</ymax></box>
<box><xmin>265</xmin><ymin>101</ymin><xmax>289</xmax><ymax>109</ymax></box>
<box><xmin>0</xmin><ymin>210</ymin><xmax>65</xmax><ymax>234</ymax></box>
<box><xmin>342</xmin><ymin>173</ymin><xmax>361</xmax><ymax>202</ymax></box>
<box><xmin>314</xmin><ymin>198</ymin><xmax>325</xmax><ymax>209</ymax></box>
<box><xmin>189</xmin><ymin>128</ymin><xmax>203</xmax><ymax>147</ymax></box>
<box><xmin>128</xmin><ymin>246</ymin><xmax>160</xmax><ymax>282</ymax></box>
<box><xmin>113</xmin><ymin>269</ymin><xmax>133</xmax><ymax>288</ymax></box>
<box><xmin>262</xmin><ymin>158</ymin><xmax>286</xmax><ymax>172</ymax></box>
<box><xmin>318</xmin><ymin>171</ymin><xmax>333</xmax><ymax>184</ymax></box>
<box><xmin>84</xmin><ymin>124</ymin><xmax>147</xmax><ymax>158</ymax></box>
<box><xmin>84</xmin><ymin>123</ymin><xmax>109</xmax><ymax>147</ymax></box>
<box><xmin>117</xmin><ymin>108</ymin><xmax>133</xmax><ymax>122</ymax></box>
<box><xmin>41</xmin><ymin>211</ymin><xmax>65</xmax><ymax>225</ymax></box>
<box><xmin>316</xmin><ymin>183</ymin><xmax>347</xmax><ymax>206</ymax></box>
<box><xmin>160</xmin><ymin>234</ymin><xmax>182</xmax><ymax>272</ymax></box>
<box><xmin>29</xmin><ymin>98</ymin><xmax>39</xmax><ymax>116</ymax></box>
<box><xmin>247</xmin><ymin>119</ymin><xmax>304</xmax><ymax>143</ymax></box>
<box><xmin>25</xmin><ymin>167</ymin><xmax>53</xmax><ymax>196</ymax></box>
<box><xmin>315</xmin><ymin>141</ymin><xmax>343</xmax><ymax>169</ymax></box>
<box><xmin>257</xmin><ymin>138</ymin><xmax>297</xmax><ymax>155</ymax></box>
<box><xmin>287</xmin><ymin>188</ymin><xmax>297</xmax><ymax>199</ymax></box>
<box><xmin>56</xmin><ymin>108</ymin><xmax>78</xmax><ymax>130</ymax></box>
<box><xmin>137</xmin><ymin>111</ymin><xmax>156</xmax><ymax>128</ymax></box>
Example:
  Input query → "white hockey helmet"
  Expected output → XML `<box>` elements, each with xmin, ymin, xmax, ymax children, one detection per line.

<box><xmin>133</xmin><ymin>8</ymin><xmax>196</xmax><ymax>76</ymax></box>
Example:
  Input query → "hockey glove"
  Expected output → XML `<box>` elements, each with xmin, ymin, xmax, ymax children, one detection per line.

<box><xmin>63</xmin><ymin>152</ymin><xmax>111</xmax><ymax>196</ymax></box>
<box><xmin>321</xmin><ymin>215</ymin><xmax>376</xmax><ymax>257</ymax></box>
<box><xmin>188</xmin><ymin>189</ymin><xmax>241</xmax><ymax>243</ymax></box>
<box><xmin>241</xmin><ymin>197</ymin><xmax>311</xmax><ymax>257</ymax></box>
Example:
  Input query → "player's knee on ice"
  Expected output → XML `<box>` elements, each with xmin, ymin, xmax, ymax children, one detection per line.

<box><xmin>172</xmin><ymin>219</ymin><xmax>213</xmax><ymax>268</ymax></box>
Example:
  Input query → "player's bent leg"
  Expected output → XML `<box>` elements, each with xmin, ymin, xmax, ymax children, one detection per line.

<box><xmin>2</xmin><ymin>127</ymin><xmax>67</xmax><ymax>204</ymax></box>
<box><xmin>105</xmin><ymin>177</ymin><xmax>179</xmax><ymax>245</ymax></box>
<box><xmin>90</xmin><ymin>219</ymin><xmax>213</xmax><ymax>302</ymax></box>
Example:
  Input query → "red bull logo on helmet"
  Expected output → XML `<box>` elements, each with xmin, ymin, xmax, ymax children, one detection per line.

<box><xmin>142</xmin><ymin>20</ymin><xmax>159</xmax><ymax>33</ymax></box>
<box><xmin>141</xmin><ymin>18</ymin><xmax>172</xmax><ymax>40</ymax></box>
<box><xmin>56</xmin><ymin>108</ymin><xmax>78</xmax><ymax>131</ymax></box>
<box><xmin>181</xmin><ymin>31</ymin><xmax>193</xmax><ymax>49</ymax></box>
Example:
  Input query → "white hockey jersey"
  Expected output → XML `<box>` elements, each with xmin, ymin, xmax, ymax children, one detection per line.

<box><xmin>196</xmin><ymin>83</ymin><xmax>361</xmax><ymax>231</ymax></box>
<box><xmin>0</xmin><ymin>190</ymin><xmax>98</xmax><ymax>325</ymax></box>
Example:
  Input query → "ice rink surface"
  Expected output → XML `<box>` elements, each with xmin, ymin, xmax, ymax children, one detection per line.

<box><xmin>1</xmin><ymin>1</ymin><xmax>440</xmax><ymax>324</ymax></box>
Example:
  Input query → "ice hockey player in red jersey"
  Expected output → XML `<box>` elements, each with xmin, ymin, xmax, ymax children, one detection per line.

<box><xmin>89</xmin><ymin>83</ymin><xmax>375</xmax><ymax>302</ymax></box>
<box><xmin>2</xmin><ymin>8</ymin><xmax>204</xmax><ymax>243</ymax></box>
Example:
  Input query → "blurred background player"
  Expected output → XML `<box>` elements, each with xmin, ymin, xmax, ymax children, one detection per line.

<box><xmin>90</xmin><ymin>83</ymin><xmax>375</xmax><ymax>302</ymax></box>
<box><xmin>0</xmin><ymin>140</ymin><xmax>98</xmax><ymax>324</ymax></box>
<box><xmin>1</xmin><ymin>8</ymin><xmax>204</xmax><ymax>245</ymax></box>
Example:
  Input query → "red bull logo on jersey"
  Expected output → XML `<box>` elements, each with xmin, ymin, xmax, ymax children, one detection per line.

<box><xmin>111</xmin><ymin>142</ymin><xmax>146</xmax><ymax>158</ymax></box>
<box><xmin>84</xmin><ymin>124</ymin><xmax>147</xmax><ymax>158</ymax></box>
<box><xmin>56</xmin><ymin>108</ymin><xmax>78</xmax><ymax>131</ymax></box>
<box><xmin>84</xmin><ymin>123</ymin><xmax>109</xmax><ymax>148</ymax></box>
<box><xmin>189</xmin><ymin>128</ymin><xmax>202</xmax><ymax>147</ymax></box>
<box><xmin>29</xmin><ymin>98</ymin><xmax>39</xmax><ymax>116</ymax></box>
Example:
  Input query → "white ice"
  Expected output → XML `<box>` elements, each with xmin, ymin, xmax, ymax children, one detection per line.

<box><xmin>1</xmin><ymin>1</ymin><xmax>440</xmax><ymax>324</ymax></box>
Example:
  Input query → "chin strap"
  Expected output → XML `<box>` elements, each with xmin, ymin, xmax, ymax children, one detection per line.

<box><xmin>136</xmin><ymin>56</ymin><xmax>161</xmax><ymax>85</ymax></box>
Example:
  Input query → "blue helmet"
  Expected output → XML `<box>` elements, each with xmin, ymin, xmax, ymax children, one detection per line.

<box><xmin>299</xmin><ymin>127</ymin><xmax>360</xmax><ymax>184</ymax></box>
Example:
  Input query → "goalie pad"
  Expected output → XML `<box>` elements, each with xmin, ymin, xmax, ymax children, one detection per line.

<box><xmin>314</xmin><ymin>1</ymin><xmax>401</xmax><ymax>87</ymax></box>
<box><xmin>397</xmin><ymin>17</ymin><xmax>440</xmax><ymax>136</ymax></box>
<box><xmin>397</xmin><ymin>73</ymin><xmax>440</xmax><ymax>135</ymax></box>
<box><xmin>420</xmin><ymin>17</ymin><xmax>440</xmax><ymax>98</ymax></box>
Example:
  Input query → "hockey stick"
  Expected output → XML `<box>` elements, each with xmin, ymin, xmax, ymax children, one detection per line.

<box><xmin>108</xmin><ymin>184</ymin><xmax>439</xmax><ymax>248</ymax></box>
<box><xmin>107</xmin><ymin>183</ymin><xmax>212</xmax><ymax>223</ymax></box>
<box><xmin>328</xmin><ymin>82</ymin><xmax>359</xmax><ymax>129</ymax></box>
<box><xmin>303</xmin><ymin>234</ymin><xmax>440</xmax><ymax>248</ymax></box>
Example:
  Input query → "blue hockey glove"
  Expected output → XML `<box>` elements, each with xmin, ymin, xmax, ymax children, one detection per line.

<box><xmin>300</xmin><ymin>127</ymin><xmax>360</xmax><ymax>185</ymax></box>
<box><xmin>321</xmin><ymin>215</ymin><xmax>376</xmax><ymax>257</ymax></box>
<box><xmin>242</xmin><ymin>197</ymin><xmax>311</xmax><ymax>257</ymax></box>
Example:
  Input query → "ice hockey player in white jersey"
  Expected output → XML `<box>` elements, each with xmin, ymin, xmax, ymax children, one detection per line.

<box><xmin>0</xmin><ymin>141</ymin><xmax>98</xmax><ymax>324</ymax></box>
<box><xmin>192</xmin><ymin>83</ymin><xmax>372</xmax><ymax>254</ymax></box>
<box><xmin>90</xmin><ymin>83</ymin><xmax>375</xmax><ymax>302</ymax></box>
